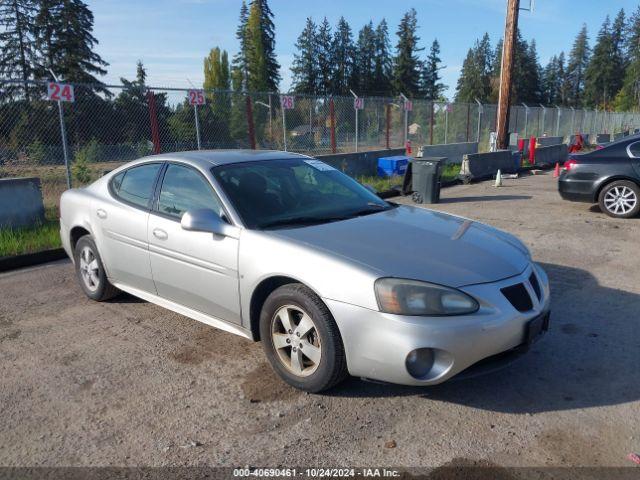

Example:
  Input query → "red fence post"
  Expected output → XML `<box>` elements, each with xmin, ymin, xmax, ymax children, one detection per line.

<box><xmin>429</xmin><ymin>102</ymin><xmax>435</xmax><ymax>145</ymax></box>
<box><xmin>246</xmin><ymin>95</ymin><xmax>256</xmax><ymax>149</ymax></box>
<box><xmin>329</xmin><ymin>98</ymin><xmax>337</xmax><ymax>154</ymax></box>
<box><xmin>147</xmin><ymin>90</ymin><xmax>161</xmax><ymax>154</ymax></box>
<box><xmin>385</xmin><ymin>104</ymin><xmax>391</xmax><ymax>149</ymax></box>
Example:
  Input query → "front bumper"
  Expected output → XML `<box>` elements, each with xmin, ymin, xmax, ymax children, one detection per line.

<box><xmin>326</xmin><ymin>262</ymin><xmax>550</xmax><ymax>386</ymax></box>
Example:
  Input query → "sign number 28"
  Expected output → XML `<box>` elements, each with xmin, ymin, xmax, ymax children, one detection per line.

<box><xmin>47</xmin><ymin>82</ymin><xmax>75</xmax><ymax>102</ymax></box>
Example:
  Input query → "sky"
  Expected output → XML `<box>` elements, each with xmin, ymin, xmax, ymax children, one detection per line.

<box><xmin>86</xmin><ymin>0</ymin><xmax>639</xmax><ymax>99</ymax></box>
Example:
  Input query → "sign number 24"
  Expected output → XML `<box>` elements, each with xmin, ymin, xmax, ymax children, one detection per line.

<box><xmin>47</xmin><ymin>82</ymin><xmax>75</xmax><ymax>102</ymax></box>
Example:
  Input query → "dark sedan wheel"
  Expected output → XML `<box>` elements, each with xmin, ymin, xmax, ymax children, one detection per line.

<box><xmin>598</xmin><ymin>180</ymin><xmax>640</xmax><ymax>218</ymax></box>
<box><xmin>74</xmin><ymin>235</ymin><xmax>119</xmax><ymax>301</ymax></box>
<box><xmin>259</xmin><ymin>283</ymin><xmax>348</xmax><ymax>393</ymax></box>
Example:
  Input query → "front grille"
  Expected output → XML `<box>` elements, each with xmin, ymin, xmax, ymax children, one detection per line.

<box><xmin>501</xmin><ymin>283</ymin><xmax>533</xmax><ymax>312</ymax></box>
<box><xmin>529</xmin><ymin>272</ymin><xmax>542</xmax><ymax>301</ymax></box>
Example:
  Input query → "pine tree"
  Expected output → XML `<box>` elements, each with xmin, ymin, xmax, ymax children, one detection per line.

<box><xmin>566</xmin><ymin>25</ymin><xmax>590</xmax><ymax>107</ymax></box>
<box><xmin>455</xmin><ymin>33</ymin><xmax>492</xmax><ymax>103</ymax></box>
<box><xmin>392</xmin><ymin>8</ymin><xmax>423</xmax><ymax>96</ymax></box>
<box><xmin>245</xmin><ymin>0</ymin><xmax>280</xmax><ymax>92</ymax></box>
<box><xmin>585</xmin><ymin>16</ymin><xmax>619</xmax><ymax>108</ymax></box>
<box><xmin>0</xmin><ymin>0</ymin><xmax>38</xmax><ymax>99</ymax></box>
<box><xmin>231</xmin><ymin>0</ymin><xmax>249</xmax><ymax>92</ymax></box>
<box><xmin>616</xmin><ymin>6</ymin><xmax>640</xmax><ymax>110</ymax></box>
<box><xmin>34</xmin><ymin>0</ymin><xmax>107</xmax><ymax>87</ymax></box>
<box><xmin>316</xmin><ymin>17</ymin><xmax>333</xmax><ymax>95</ymax></box>
<box><xmin>331</xmin><ymin>17</ymin><xmax>355</xmax><ymax>95</ymax></box>
<box><xmin>354</xmin><ymin>21</ymin><xmax>376</xmax><ymax>95</ymax></box>
<box><xmin>204</xmin><ymin>47</ymin><xmax>230</xmax><ymax>91</ymax></box>
<box><xmin>516</xmin><ymin>38</ymin><xmax>542</xmax><ymax>103</ymax></box>
<box><xmin>421</xmin><ymin>39</ymin><xmax>446</xmax><ymax>100</ymax></box>
<box><xmin>372</xmin><ymin>19</ymin><xmax>392</xmax><ymax>95</ymax></box>
<box><xmin>290</xmin><ymin>18</ymin><xmax>318</xmax><ymax>94</ymax></box>
<box><xmin>542</xmin><ymin>54</ymin><xmax>568</xmax><ymax>106</ymax></box>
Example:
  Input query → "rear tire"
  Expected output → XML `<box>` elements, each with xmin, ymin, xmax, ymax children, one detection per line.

<box><xmin>259</xmin><ymin>283</ymin><xmax>348</xmax><ymax>393</ymax></box>
<box><xmin>598</xmin><ymin>180</ymin><xmax>640</xmax><ymax>218</ymax></box>
<box><xmin>74</xmin><ymin>235</ymin><xmax>119</xmax><ymax>301</ymax></box>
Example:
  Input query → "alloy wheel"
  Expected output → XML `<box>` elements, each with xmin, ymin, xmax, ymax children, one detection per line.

<box><xmin>271</xmin><ymin>305</ymin><xmax>322</xmax><ymax>377</ymax></box>
<box><xmin>79</xmin><ymin>246</ymin><xmax>100</xmax><ymax>292</ymax></box>
<box><xmin>604</xmin><ymin>186</ymin><xmax>638</xmax><ymax>216</ymax></box>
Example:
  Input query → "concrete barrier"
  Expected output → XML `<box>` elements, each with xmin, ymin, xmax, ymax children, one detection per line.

<box><xmin>0</xmin><ymin>177</ymin><xmax>45</xmax><ymax>229</ymax></box>
<box><xmin>596</xmin><ymin>133</ymin><xmax>611</xmax><ymax>144</ymax></box>
<box><xmin>534</xmin><ymin>144</ymin><xmax>568</xmax><ymax>167</ymax></box>
<box><xmin>316</xmin><ymin>148</ymin><xmax>406</xmax><ymax>177</ymax></box>
<box><xmin>416</xmin><ymin>142</ymin><xmax>478</xmax><ymax>164</ymax></box>
<box><xmin>460</xmin><ymin>150</ymin><xmax>516</xmax><ymax>181</ymax></box>
<box><xmin>537</xmin><ymin>136</ymin><xmax>563</xmax><ymax>147</ymax></box>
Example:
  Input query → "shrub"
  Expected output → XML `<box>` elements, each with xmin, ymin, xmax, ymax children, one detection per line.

<box><xmin>26</xmin><ymin>140</ymin><xmax>47</xmax><ymax>165</ymax></box>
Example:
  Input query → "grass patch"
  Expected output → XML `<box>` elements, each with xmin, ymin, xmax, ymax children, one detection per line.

<box><xmin>357</xmin><ymin>163</ymin><xmax>461</xmax><ymax>193</ymax></box>
<box><xmin>0</xmin><ymin>208</ymin><xmax>62</xmax><ymax>257</ymax></box>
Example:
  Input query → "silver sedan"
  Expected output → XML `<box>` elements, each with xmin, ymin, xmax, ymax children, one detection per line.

<box><xmin>60</xmin><ymin>150</ymin><xmax>550</xmax><ymax>392</ymax></box>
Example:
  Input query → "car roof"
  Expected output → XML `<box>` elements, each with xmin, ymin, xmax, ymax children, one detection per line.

<box><xmin>139</xmin><ymin>149</ymin><xmax>312</xmax><ymax>168</ymax></box>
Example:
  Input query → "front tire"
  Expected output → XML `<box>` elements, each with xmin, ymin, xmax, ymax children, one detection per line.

<box><xmin>259</xmin><ymin>284</ymin><xmax>348</xmax><ymax>393</ymax></box>
<box><xmin>598</xmin><ymin>180</ymin><xmax>640</xmax><ymax>218</ymax></box>
<box><xmin>74</xmin><ymin>235</ymin><xmax>119</xmax><ymax>301</ymax></box>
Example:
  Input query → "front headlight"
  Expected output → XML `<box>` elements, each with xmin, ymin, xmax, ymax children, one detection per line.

<box><xmin>374</xmin><ymin>278</ymin><xmax>479</xmax><ymax>316</ymax></box>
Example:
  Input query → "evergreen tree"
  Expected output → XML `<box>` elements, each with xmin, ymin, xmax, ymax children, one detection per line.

<box><xmin>372</xmin><ymin>19</ymin><xmax>392</xmax><ymax>95</ymax></box>
<box><xmin>421</xmin><ymin>39</ymin><xmax>446</xmax><ymax>100</ymax></box>
<box><xmin>231</xmin><ymin>0</ymin><xmax>249</xmax><ymax>91</ymax></box>
<box><xmin>392</xmin><ymin>8</ymin><xmax>422</xmax><ymax>96</ymax></box>
<box><xmin>290</xmin><ymin>17</ymin><xmax>318</xmax><ymax>94</ymax></box>
<box><xmin>542</xmin><ymin>53</ymin><xmax>567</xmax><ymax>106</ymax></box>
<box><xmin>616</xmin><ymin>6</ymin><xmax>640</xmax><ymax>110</ymax></box>
<box><xmin>516</xmin><ymin>38</ymin><xmax>542</xmax><ymax>103</ymax></box>
<box><xmin>204</xmin><ymin>47</ymin><xmax>230</xmax><ymax>91</ymax></box>
<box><xmin>565</xmin><ymin>24</ymin><xmax>590</xmax><ymax>107</ymax></box>
<box><xmin>585</xmin><ymin>16</ymin><xmax>620</xmax><ymax>108</ymax></box>
<box><xmin>354</xmin><ymin>21</ymin><xmax>376</xmax><ymax>95</ymax></box>
<box><xmin>455</xmin><ymin>33</ymin><xmax>492</xmax><ymax>102</ymax></box>
<box><xmin>331</xmin><ymin>17</ymin><xmax>355</xmax><ymax>94</ymax></box>
<box><xmin>316</xmin><ymin>17</ymin><xmax>333</xmax><ymax>95</ymax></box>
<box><xmin>0</xmin><ymin>0</ymin><xmax>37</xmax><ymax>99</ymax></box>
<box><xmin>245</xmin><ymin>0</ymin><xmax>280</xmax><ymax>92</ymax></box>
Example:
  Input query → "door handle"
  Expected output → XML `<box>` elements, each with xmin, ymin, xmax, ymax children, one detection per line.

<box><xmin>153</xmin><ymin>228</ymin><xmax>168</xmax><ymax>240</ymax></box>
<box><xmin>96</xmin><ymin>209</ymin><xmax>107</xmax><ymax>219</ymax></box>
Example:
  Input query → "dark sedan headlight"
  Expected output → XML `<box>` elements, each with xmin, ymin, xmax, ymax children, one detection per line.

<box><xmin>375</xmin><ymin>278</ymin><xmax>479</xmax><ymax>316</ymax></box>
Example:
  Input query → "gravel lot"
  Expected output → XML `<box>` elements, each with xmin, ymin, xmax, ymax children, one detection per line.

<box><xmin>1</xmin><ymin>172</ymin><xmax>639</xmax><ymax>470</ymax></box>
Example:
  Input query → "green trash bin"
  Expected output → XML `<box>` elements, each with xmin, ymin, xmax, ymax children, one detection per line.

<box><xmin>411</xmin><ymin>157</ymin><xmax>445</xmax><ymax>204</ymax></box>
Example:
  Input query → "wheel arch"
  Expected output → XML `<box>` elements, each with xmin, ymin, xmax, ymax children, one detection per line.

<box><xmin>594</xmin><ymin>176</ymin><xmax>640</xmax><ymax>202</ymax></box>
<box><xmin>248</xmin><ymin>275</ymin><xmax>324</xmax><ymax>342</ymax></box>
<box><xmin>70</xmin><ymin>226</ymin><xmax>91</xmax><ymax>251</ymax></box>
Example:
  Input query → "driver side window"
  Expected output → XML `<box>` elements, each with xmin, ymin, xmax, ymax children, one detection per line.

<box><xmin>157</xmin><ymin>164</ymin><xmax>223</xmax><ymax>219</ymax></box>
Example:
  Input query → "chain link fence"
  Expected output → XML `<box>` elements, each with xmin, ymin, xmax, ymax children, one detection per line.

<box><xmin>2</xmin><ymin>78</ymin><xmax>640</xmax><ymax>211</ymax></box>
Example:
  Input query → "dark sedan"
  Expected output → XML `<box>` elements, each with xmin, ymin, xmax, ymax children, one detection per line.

<box><xmin>558</xmin><ymin>134</ymin><xmax>640</xmax><ymax>218</ymax></box>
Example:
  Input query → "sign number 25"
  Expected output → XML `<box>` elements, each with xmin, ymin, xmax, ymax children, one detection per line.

<box><xmin>47</xmin><ymin>82</ymin><xmax>75</xmax><ymax>102</ymax></box>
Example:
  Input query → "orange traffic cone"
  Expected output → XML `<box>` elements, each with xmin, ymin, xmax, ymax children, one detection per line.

<box><xmin>553</xmin><ymin>163</ymin><xmax>560</xmax><ymax>178</ymax></box>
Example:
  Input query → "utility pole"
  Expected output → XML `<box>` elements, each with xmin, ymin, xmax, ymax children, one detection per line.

<box><xmin>496</xmin><ymin>0</ymin><xmax>520</xmax><ymax>150</ymax></box>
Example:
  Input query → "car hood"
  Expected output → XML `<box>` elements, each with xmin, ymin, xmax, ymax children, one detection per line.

<box><xmin>270</xmin><ymin>205</ymin><xmax>530</xmax><ymax>287</ymax></box>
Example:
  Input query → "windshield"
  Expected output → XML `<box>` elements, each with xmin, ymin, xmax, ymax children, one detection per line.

<box><xmin>211</xmin><ymin>158</ymin><xmax>392</xmax><ymax>229</ymax></box>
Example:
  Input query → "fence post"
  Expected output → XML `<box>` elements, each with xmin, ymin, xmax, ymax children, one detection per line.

<box><xmin>444</xmin><ymin>104</ymin><xmax>449</xmax><ymax>144</ymax></box>
<box><xmin>540</xmin><ymin>104</ymin><xmax>546</xmax><ymax>135</ymax></box>
<box><xmin>329</xmin><ymin>98</ymin><xmax>337</xmax><ymax>153</ymax></box>
<box><xmin>245</xmin><ymin>95</ymin><xmax>256</xmax><ymax>149</ymax></box>
<box><xmin>147</xmin><ymin>91</ymin><xmax>161</xmax><ymax>154</ymax></box>
<box><xmin>350</xmin><ymin>90</ymin><xmax>359</xmax><ymax>153</ymax></box>
<box><xmin>466</xmin><ymin>103</ymin><xmax>471</xmax><ymax>142</ymax></box>
<box><xmin>475</xmin><ymin>99</ymin><xmax>483</xmax><ymax>144</ymax></box>
<box><xmin>429</xmin><ymin>102</ymin><xmax>435</xmax><ymax>145</ymax></box>
<box><xmin>522</xmin><ymin>103</ymin><xmax>529</xmax><ymax>139</ymax></box>
<box><xmin>281</xmin><ymin>97</ymin><xmax>287</xmax><ymax>152</ymax></box>
<box><xmin>385</xmin><ymin>104</ymin><xmax>391</xmax><ymax>149</ymax></box>
<box><xmin>56</xmin><ymin>100</ymin><xmax>72</xmax><ymax>189</ymax></box>
<box><xmin>570</xmin><ymin>107</ymin><xmax>576</xmax><ymax>134</ymax></box>
<box><xmin>555</xmin><ymin>106</ymin><xmax>561</xmax><ymax>137</ymax></box>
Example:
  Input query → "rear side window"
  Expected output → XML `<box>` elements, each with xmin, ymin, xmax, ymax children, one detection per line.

<box><xmin>157</xmin><ymin>164</ymin><xmax>223</xmax><ymax>218</ymax></box>
<box><xmin>111</xmin><ymin>163</ymin><xmax>161</xmax><ymax>208</ymax></box>
<box><xmin>628</xmin><ymin>141</ymin><xmax>640</xmax><ymax>158</ymax></box>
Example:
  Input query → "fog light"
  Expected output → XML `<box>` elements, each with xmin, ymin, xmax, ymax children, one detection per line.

<box><xmin>405</xmin><ymin>348</ymin><xmax>435</xmax><ymax>379</ymax></box>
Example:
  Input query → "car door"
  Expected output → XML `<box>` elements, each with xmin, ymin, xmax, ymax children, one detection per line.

<box><xmin>147</xmin><ymin>163</ymin><xmax>242</xmax><ymax>323</ymax></box>
<box><xmin>627</xmin><ymin>141</ymin><xmax>640</xmax><ymax>177</ymax></box>
<box><xmin>96</xmin><ymin>162</ymin><xmax>162</xmax><ymax>293</ymax></box>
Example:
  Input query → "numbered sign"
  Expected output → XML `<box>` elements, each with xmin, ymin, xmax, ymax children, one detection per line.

<box><xmin>188</xmin><ymin>89</ymin><xmax>205</xmax><ymax>106</ymax></box>
<box><xmin>354</xmin><ymin>97</ymin><xmax>364</xmax><ymax>110</ymax></box>
<box><xmin>47</xmin><ymin>82</ymin><xmax>75</xmax><ymax>102</ymax></box>
<box><xmin>280</xmin><ymin>95</ymin><xmax>295</xmax><ymax>110</ymax></box>
<box><xmin>403</xmin><ymin>100</ymin><xmax>413</xmax><ymax>112</ymax></box>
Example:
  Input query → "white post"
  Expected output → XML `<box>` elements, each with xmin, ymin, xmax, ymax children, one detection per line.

<box><xmin>194</xmin><ymin>104</ymin><xmax>201</xmax><ymax>150</ymax></box>
<box><xmin>444</xmin><ymin>104</ymin><xmax>449</xmax><ymax>144</ymax></box>
<box><xmin>49</xmin><ymin>70</ymin><xmax>71</xmax><ymax>189</ymax></box>
<box><xmin>350</xmin><ymin>89</ymin><xmax>359</xmax><ymax>152</ymax></box>
<box><xmin>281</xmin><ymin>104</ymin><xmax>287</xmax><ymax>151</ymax></box>
<box><xmin>570</xmin><ymin>106</ymin><xmax>576</xmax><ymax>135</ymax></box>
<box><xmin>400</xmin><ymin>93</ymin><xmax>409</xmax><ymax>145</ymax></box>
<box><xmin>540</xmin><ymin>104</ymin><xmax>546</xmax><ymax>135</ymax></box>
<box><xmin>522</xmin><ymin>103</ymin><xmax>529</xmax><ymax>139</ymax></box>
<box><xmin>555</xmin><ymin>106</ymin><xmax>561</xmax><ymax>136</ymax></box>
<box><xmin>475</xmin><ymin>98</ymin><xmax>483</xmax><ymax>143</ymax></box>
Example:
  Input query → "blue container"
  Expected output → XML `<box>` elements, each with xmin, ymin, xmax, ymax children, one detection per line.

<box><xmin>377</xmin><ymin>155</ymin><xmax>410</xmax><ymax>177</ymax></box>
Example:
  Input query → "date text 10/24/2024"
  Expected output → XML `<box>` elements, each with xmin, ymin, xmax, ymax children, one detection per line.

<box><xmin>233</xmin><ymin>468</ymin><xmax>401</xmax><ymax>478</ymax></box>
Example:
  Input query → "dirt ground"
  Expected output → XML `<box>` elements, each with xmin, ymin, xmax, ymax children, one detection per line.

<box><xmin>0</xmin><ymin>172</ymin><xmax>639</xmax><ymax>470</ymax></box>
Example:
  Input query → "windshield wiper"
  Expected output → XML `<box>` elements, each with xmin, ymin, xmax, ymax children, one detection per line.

<box><xmin>260</xmin><ymin>215</ymin><xmax>347</xmax><ymax>229</ymax></box>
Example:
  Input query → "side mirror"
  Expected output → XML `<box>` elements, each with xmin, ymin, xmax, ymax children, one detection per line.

<box><xmin>181</xmin><ymin>208</ymin><xmax>239</xmax><ymax>238</ymax></box>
